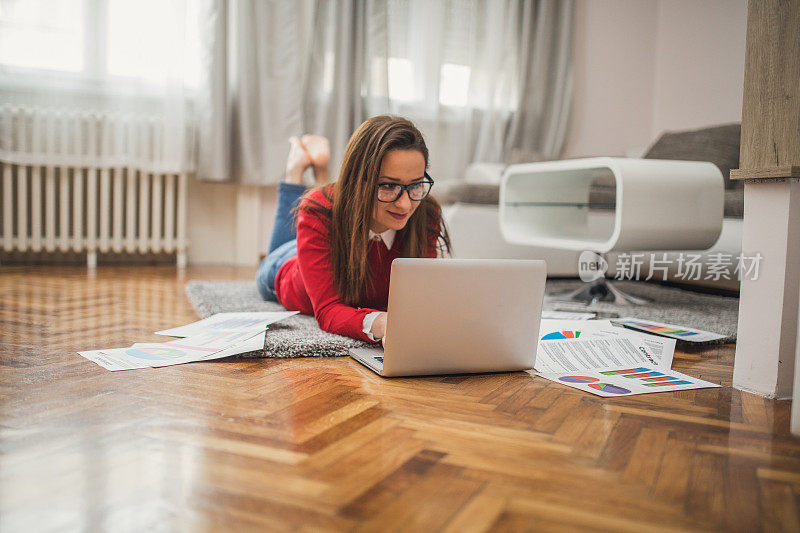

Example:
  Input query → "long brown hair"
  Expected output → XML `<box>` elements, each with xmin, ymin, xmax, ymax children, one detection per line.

<box><xmin>299</xmin><ymin>115</ymin><xmax>452</xmax><ymax>306</ymax></box>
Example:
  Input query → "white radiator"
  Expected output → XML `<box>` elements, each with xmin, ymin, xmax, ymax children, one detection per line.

<box><xmin>0</xmin><ymin>105</ymin><xmax>189</xmax><ymax>267</ymax></box>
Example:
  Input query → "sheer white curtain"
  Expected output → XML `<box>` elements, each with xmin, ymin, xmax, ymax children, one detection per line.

<box><xmin>198</xmin><ymin>0</ymin><xmax>573</xmax><ymax>184</ymax></box>
<box><xmin>0</xmin><ymin>1</ymin><xmax>572</xmax><ymax>184</ymax></box>
<box><xmin>0</xmin><ymin>0</ymin><xmax>201</xmax><ymax>174</ymax></box>
<box><xmin>197</xmin><ymin>0</ymin><xmax>315</xmax><ymax>183</ymax></box>
<box><xmin>303</xmin><ymin>0</ymin><xmax>574</xmax><ymax>181</ymax></box>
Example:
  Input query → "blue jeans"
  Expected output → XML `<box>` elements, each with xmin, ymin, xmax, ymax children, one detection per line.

<box><xmin>256</xmin><ymin>182</ymin><xmax>306</xmax><ymax>301</ymax></box>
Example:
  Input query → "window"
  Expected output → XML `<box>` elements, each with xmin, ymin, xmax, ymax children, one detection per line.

<box><xmin>0</xmin><ymin>0</ymin><xmax>201</xmax><ymax>91</ymax></box>
<box><xmin>388</xmin><ymin>57</ymin><xmax>414</xmax><ymax>102</ymax></box>
<box><xmin>439</xmin><ymin>63</ymin><xmax>470</xmax><ymax>107</ymax></box>
<box><xmin>322</xmin><ymin>0</ymin><xmax>503</xmax><ymax>111</ymax></box>
<box><xmin>0</xmin><ymin>0</ymin><xmax>84</xmax><ymax>72</ymax></box>
<box><xmin>106</xmin><ymin>0</ymin><xmax>200</xmax><ymax>87</ymax></box>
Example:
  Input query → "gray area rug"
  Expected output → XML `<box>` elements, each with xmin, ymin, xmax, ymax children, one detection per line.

<box><xmin>185</xmin><ymin>280</ymin><xmax>371</xmax><ymax>358</ymax></box>
<box><xmin>185</xmin><ymin>279</ymin><xmax>738</xmax><ymax>358</ymax></box>
<box><xmin>543</xmin><ymin>280</ymin><xmax>738</xmax><ymax>343</ymax></box>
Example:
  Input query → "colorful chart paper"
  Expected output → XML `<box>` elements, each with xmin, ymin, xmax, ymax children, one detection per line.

<box><xmin>536</xmin><ymin>320</ymin><xmax>677</xmax><ymax>374</ymax></box>
<box><xmin>612</xmin><ymin>318</ymin><xmax>726</xmax><ymax>343</ymax></box>
<box><xmin>538</xmin><ymin>319</ymin><xmax>618</xmax><ymax>342</ymax></box>
<box><xmin>600</xmin><ymin>368</ymin><xmax>693</xmax><ymax>387</ymax></box>
<box><xmin>155</xmin><ymin>311</ymin><xmax>298</xmax><ymax>337</ymax></box>
<box><xmin>542</xmin><ymin>330</ymin><xmax>581</xmax><ymax>340</ymax></box>
<box><xmin>77</xmin><ymin>311</ymin><xmax>299</xmax><ymax>371</ymax></box>
<box><xmin>539</xmin><ymin>366</ymin><xmax>720</xmax><ymax>397</ymax></box>
<box><xmin>587</xmin><ymin>383</ymin><xmax>630</xmax><ymax>394</ymax></box>
<box><xmin>124</xmin><ymin>346</ymin><xmax>188</xmax><ymax>360</ymax></box>
<box><xmin>558</xmin><ymin>375</ymin><xmax>598</xmax><ymax>383</ymax></box>
<box><xmin>535</xmin><ymin>335</ymin><xmax>675</xmax><ymax>373</ymax></box>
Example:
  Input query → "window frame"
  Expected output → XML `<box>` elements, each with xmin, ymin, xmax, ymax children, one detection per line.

<box><xmin>0</xmin><ymin>0</ymin><xmax>197</xmax><ymax>102</ymax></box>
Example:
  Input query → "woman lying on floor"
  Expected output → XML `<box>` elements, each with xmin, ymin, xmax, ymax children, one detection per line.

<box><xmin>256</xmin><ymin>115</ymin><xmax>452</xmax><ymax>344</ymax></box>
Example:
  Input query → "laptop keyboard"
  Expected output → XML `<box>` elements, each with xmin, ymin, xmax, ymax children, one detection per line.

<box><xmin>374</xmin><ymin>356</ymin><xmax>383</xmax><ymax>362</ymax></box>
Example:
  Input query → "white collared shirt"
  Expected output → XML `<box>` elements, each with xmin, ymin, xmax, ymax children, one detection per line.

<box><xmin>368</xmin><ymin>228</ymin><xmax>395</xmax><ymax>250</ymax></box>
<box><xmin>362</xmin><ymin>228</ymin><xmax>396</xmax><ymax>341</ymax></box>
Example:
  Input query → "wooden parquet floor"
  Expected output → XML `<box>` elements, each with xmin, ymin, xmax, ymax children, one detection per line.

<box><xmin>1</xmin><ymin>266</ymin><xmax>799</xmax><ymax>532</ymax></box>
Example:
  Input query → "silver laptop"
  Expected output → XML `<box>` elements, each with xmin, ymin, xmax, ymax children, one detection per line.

<box><xmin>349</xmin><ymin>258</ymin><xmax>546</xmax><ymax>377</ymax></box>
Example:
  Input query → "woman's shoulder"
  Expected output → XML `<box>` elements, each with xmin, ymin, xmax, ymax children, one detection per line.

<box><xmin>299</xmin><ymin>185</ymin><xmax>334</xmax><ymax>211</ymax></box>
<box><xmin>297</xmin><ymin>185</ymin><xmax>334</xmax><ymax>229</ymax></box>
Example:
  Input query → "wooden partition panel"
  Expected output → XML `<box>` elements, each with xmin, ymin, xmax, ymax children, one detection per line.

<box><xmin>731</xmin><ymin>0</ymin><xmax>800</xmax><ymax>181</ymax></box>
<box><xmin>732</xmin><ymin>0</ymin><xmax>800</xmax><ymax>402</ymax></box>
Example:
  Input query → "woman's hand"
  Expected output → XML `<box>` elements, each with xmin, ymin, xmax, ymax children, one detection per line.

<box><xmin>370</xmin><ymin>312</ymin><xmax>387</xmax><ymax>342</ymax></box>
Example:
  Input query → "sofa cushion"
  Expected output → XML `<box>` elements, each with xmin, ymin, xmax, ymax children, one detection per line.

<box><xmin>644</xmin><ymin>123</ymin><xmax>742</xmax><ymax>190</ymax></box>
<box><xmin>724</xmin><ymin>188</ymin><xmax>744</xmax><ymax>218</ymax></box>
<box><xmin>435</xmin><ymin>181</ymin><xmax>499</xmax><ymax>206</ymax></box>
<box><xmin>586</xmin><ymin>183</ymin><xmax>744</xmax><ymax>219</ymax></box>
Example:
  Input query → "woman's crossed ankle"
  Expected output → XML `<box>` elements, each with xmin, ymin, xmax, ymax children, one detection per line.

<box><xmin>284</xmin><ymin>135</ymin><xmax>330</xmax><ymax>186</ymax></box>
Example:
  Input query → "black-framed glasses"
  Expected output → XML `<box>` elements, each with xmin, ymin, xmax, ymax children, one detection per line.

<box><xmin>376</xmin><ymin>174</ymin><xmax>434</xmax><ymax>202</ymax></box>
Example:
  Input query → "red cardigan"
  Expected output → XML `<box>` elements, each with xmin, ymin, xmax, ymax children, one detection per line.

<box><xmin>274</xmin><ymin>187</ymin><xmax>438</xmax><ymax>342</ymax></box>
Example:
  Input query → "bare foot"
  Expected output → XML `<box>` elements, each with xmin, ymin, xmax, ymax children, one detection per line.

<box><xmin>301</xmin><ymin>134</ymin><xmax>331</xmax><ymax>185</ymax></box>
<box><xmin>285</xmin><ymin>136</ymin><xmax>312</xmax><ymax>184</ymax></box>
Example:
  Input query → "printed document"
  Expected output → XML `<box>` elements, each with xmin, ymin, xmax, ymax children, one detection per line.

<box><xmin>538</xmin><ymin>366</ymin><xmax>720</xmax><ymax>397</ymax></box>
<box><xmin>78</xmin><ymin>311</ymin><xmax>298</xmax><ymax>371</ymax></box>
<box><xmin>155</xmin><ymin>311</ymin><xmax>297</xmax><ymax>337</ymax></box>
<box><xmin>534</xmin><ymin>335</ymin><xmax>675</xmax><ymax>373</ymax></box>
<box><xmin>611</xmin><ymin>317</ymin><xmax>726</xmax><ymax>343</ymax></box>
<box><xmin>79</xmin><ymin>330</ymin><xmax>267</xmax><ymax>371</ymax></box>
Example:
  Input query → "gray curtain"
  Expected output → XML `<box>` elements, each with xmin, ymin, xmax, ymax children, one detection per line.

<box><xmin>197</xmin><ymin>0</ymin><xmax>573</xmax><ymax>184</ymax></box>
<box><xmin>197</xmin><ymin>0</ymin><xmax>314</xmax><ymax>183</ymax></box>
<box><xmin>301</xmin><ymin>1</ymin><xmax>390</xmax><ymax>176</ymax></box>
<box><xmin>507</xmin><ymin>0</ymin><xmax>573</xmax><ymax>159</ymax></box>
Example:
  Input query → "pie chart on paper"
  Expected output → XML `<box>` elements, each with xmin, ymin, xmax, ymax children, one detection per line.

<box><xmin>587</xmin><ymin>383</ymin><xmax>631</xmax><ymax>395</ymax></box>
<box><xmin>541</xmin><ymin>330</ymin><xmax>581</xmax><ymax>340</ymax></box>
<box><xmin>559</xmin><ymin>376</ymin><xmax>598</xmax><ymax>384</ymax></box>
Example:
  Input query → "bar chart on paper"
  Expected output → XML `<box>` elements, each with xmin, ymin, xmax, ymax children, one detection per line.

<box><xmin>600</xmin><ymin>367</ymin><xmax>693</xmax><ymax>386</ymax></box>
<box><xmin>539</xmin><ymin>366</ymin><xmax>720</xmax><ymax>397</ymax></box>
<box><xmin>612</xmin><ymin>318</ymin><xmax>726</xmax><ymax>342</ymax></box>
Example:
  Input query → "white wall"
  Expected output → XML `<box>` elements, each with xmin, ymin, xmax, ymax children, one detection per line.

<box><xmin>186</xmin><ymin>179</ymin><xmax>266</xmax><ymax>267</ymax></box>
<box><xmin>651</xmin><ymin>0</ymin><xmax>747</xmax><ymax>136</ymax></box>
<box><xmin>563</xmin><ymin>0</ymin><xmax>747</xmax><ymax>159</ymax></box>
<box><xmin>562</xmin><ymin>0</ymin><xmax>658</xmax><ymax>158</ymax></box>
<box><xmin>186</xmin><ymin>179</ymin><xmax>238</xmax><ymax>265</ymax></box>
